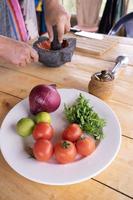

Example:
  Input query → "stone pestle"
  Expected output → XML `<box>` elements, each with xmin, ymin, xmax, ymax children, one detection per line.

<box><xmin>51</xmin><ymin>26</ymin><xmax>62</xmax><ymax>50</ymax></box>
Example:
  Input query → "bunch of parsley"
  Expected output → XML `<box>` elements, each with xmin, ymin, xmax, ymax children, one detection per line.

<box><xmin>64</xmin><ymin>94</ymin><xmax>106</xmax><ymax>140</ymax></box>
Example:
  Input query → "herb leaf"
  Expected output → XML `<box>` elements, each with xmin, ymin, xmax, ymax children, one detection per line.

<box><xmin>64</xmin><ymin>94</ymin><xmax>106</xmax><ymax>140</ymax></box>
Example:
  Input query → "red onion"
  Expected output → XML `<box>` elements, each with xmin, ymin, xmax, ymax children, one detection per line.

<box><xmin>29</xmin><ymin>84</ymin><xmax>61</xmax><ymax>114</ymax></box>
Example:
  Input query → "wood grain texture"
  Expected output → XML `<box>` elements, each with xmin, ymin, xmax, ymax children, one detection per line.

<box><xmin>0</xmin><ymin>152</ymin><xmax>130</xmax><ymax>200</ymax></box>
<box><xmin>0</xmin><ymin>66</ymin><xmax>60</xmax><ymax>99</ymax></box>
<box><xmin>0</xmin><ymin>92</ymin><xmax>21</xmax><ymax>125</ymax></box>
<box><xmin>0</xmin><ymin>57</ymin><xmax>133</xmax><ymax>140</ymax></box>
<box><xmin>0</xmin><ymin>34</ymin><xmax>133</xmax><ymax>200</ymax></box>
<box><xmin>67</xmin><ymin>33</ymin><xmax>133</xmax><ymax>65</ymax></box>
<box><xmin>95</xmin><ymin>137</ymin><xmax>133</xmax><ymax>197</ymax></box>
<box><xmin>76</xmin><ymin>36</ymin><xmax>118</xmax><ymax>56</ymax></box>
<box><xmin>0</xmin><ymin>64</ymin><xmax>132</xmax><ymax>107</ymax></box>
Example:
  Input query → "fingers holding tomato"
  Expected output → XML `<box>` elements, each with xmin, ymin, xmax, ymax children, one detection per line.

<box><xmin>54</xmin><ymin>140</ymin><xmax>77</xmax><ymax>164</ymax></box>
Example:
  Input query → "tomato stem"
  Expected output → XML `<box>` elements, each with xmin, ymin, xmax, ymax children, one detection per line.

<box><xmin>62</xmin><ymin>141</ymin><xmax>70</xmax><ymax>149</ymax></box>
<box><xmin>80</xmin><ymin>135</ymin><xmax>85</xmax><ymax>140</ymax></box>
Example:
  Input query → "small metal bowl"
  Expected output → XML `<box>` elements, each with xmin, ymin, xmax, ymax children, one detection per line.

<box><xmin>33</xmin><ymin>36</ymin><xmax>76</xmax><ymax>67</ymax></box>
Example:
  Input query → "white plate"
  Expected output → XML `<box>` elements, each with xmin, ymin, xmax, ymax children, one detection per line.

<box><xmin>0</xmin><ymin>89</ymin><xmax>121</xmax><ymax>185</ymax></box>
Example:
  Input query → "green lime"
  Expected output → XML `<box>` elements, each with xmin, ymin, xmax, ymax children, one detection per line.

<box><xmin>16</xmin><ymin>118</ymin><xmax>35</xmax><ymax>137</ymax></box>
<box><xmin>35</xmin><ymin>112</ymin><xmax>51</xmax><ymax>124</ymax></box>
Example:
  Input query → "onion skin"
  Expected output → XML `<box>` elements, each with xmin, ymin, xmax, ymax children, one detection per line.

<box><xmin>29</xmin><ymin>84</ymin><xmax>61</xmax><ymax>114</ymax></box>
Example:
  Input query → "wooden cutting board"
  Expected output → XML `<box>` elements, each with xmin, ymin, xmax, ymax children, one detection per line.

<box><xmin>76</xmin><ymin>36</ymin><xmax>118</xmax><ymax>56</ymax></box>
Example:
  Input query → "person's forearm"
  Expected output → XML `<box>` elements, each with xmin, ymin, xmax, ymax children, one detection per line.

<box><xmin>45</xmin><ymin>0</ymin><xmax>59</xmax><ymax>9</ymax></box>
<box><xmin>0</xmin><ymin>35</ymin><xmax>38</xmax><ymax>65</ymax></box>
<box><xmin>0</xmin><ymin>35</ymin><xmax>9</xmax><ymax>57</ymax></box>
<box><xmin>0</xmin><ymin>35</ymin><xmax>16</xmax><ymax>56</ymax></box>
<box><xmin>0</xmin><ymin>35</ymin><xmax>7</xmax><ymax>47</ymax></box>
<box><xmin>45</xmin><ymin>0</ymin><xmax>59</xmax><ymax>5</ymax></box>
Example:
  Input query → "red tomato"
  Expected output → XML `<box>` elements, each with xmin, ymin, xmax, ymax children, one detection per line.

<box><xmin>32</xmin><ymin>122</ymin><xmax>54</xmax><ymax>140</ymax></box>
<box><xmin>62</xmin><ymin>123</ymin><xmax>82</xmax><ymax>142</ymax></box>
<box><xmin>54</xmin><ymin>140</ymin><xmax>77</xmax><ymax>164</ymax></box>
<box><xmin>33</xmin><ymin>139</ymin><xmax>53</xmax><ymax>161</ymax></box>
<box><xmin>76</xmin><ymin>136</ymin><xmax>96</xmax><ymax>156</ymax></box>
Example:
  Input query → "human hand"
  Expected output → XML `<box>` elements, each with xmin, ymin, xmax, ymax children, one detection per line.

<box><xmin>45</xmin><ymin>0</ymin><xmax>70</xmax><ymax>43</ymax></box>
<box><xmin>0</xmin><ymin>36</ymin><xmax>38</xmax><ymax>66</ymax></box>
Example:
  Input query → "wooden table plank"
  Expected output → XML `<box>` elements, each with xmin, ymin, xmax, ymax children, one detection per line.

<box><xmin>0</xmin><ymin>63</ymin><xmax>133</xmax><ymax>139</ymax></box>
<box><xmin>107</xmin><ymin>100</ymin><xmax>133</xmax><ymax>139</ymax></box>
<box><xmin>69</xmin><ymin>32</ymin><xmax>133</xmax><ymax>46</ymax></box>
<box><xmin>0</xmin><ymin>92</ymin><xmax>21</xmax><ymax>125</ymax></box>
<box><xmin>68</xmin><ymin>33</ymin><xmax>133</xmax><ymax>65</ymax></box>
<box><xmin>101</xmin><ymin>44</ymin><xmax>133</xmax><ymax>66</ymax></box>
<box><xmin>1</xmin><ymin>54</ymin><xmax>133</xmax><ymax>106</ymax></box>
<box><xmin>0</xmin><ymin>33</ymin><xmax>133</xmax><ymax>199</ymax></box>
<box><xmin>0</xmin><ymin>152</ymin><xmax>131</xmax><ymax>200</ymax></box>
<box><xmin>1</xmin><ymin>63</ymin><xmax>133</xmax><ymax>108</ymax></box>
<box><xmin>0</xmin><ymin>66</ymin><xmax>61</xmax><ymax>99</ymax></box>
<box><xmin>1</xmin><ymin>53</ymin><xmax>131</xmax><ymax>83</ymax></box>
<box><xmin>104</xmin><ymin>34</ymin><xmax>133</xmax><ymax>46</ymax></box>
<box><xmin>111</xmin><ymin>79</ymin><xmax>133</xmax><ymax>107</ymax></box>
<box><xmin>76</xmin><ymin>36</ymin><xmax>118</xmax><ymax>56</ymax></box>
<box><xmin>95</xmin><ymin>136</ymin><xmax>133</xmax><ymax>197</ymax></box>
<box><xmin>1</xmin><ymin>89</ymin><xmax>133</xmax><ymax>140</ymax></box>
<box><xmin>76</xmin><ymin>43</ymin><xmax>133</xmax><ymax>65</ymax></box>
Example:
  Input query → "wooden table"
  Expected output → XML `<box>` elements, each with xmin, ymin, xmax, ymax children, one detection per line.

<box><xmin>0</xmin><ymin>34</ymin><xmax>133</xmax><ymax>200</ymax></box>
